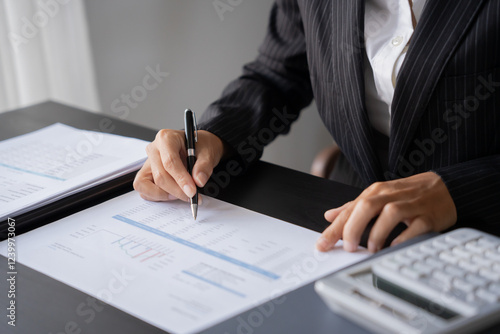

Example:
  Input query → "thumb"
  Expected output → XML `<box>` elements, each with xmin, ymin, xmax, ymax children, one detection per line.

<box><xmin>192</xmin><ymin>149</ymin><xmax>217</xmax><ymax>187</ymax></box>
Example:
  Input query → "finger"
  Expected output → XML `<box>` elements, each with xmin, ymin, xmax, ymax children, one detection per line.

<box><xmin>156</xmin><ymin>136</ymin><xmax>197</xmax><ymax>198</ymax></box>
<box><xmin>391</xmin><ymin>217</ymin><xmax>433</xmax><ymax>246</ymax></box>
<box><xmin>324</xmin><ymin>201</ymin><xmax>352</xmax><ymax>222</ymax></box>
<box><xmin>133</xmin><ymin>161</ymin><xmax>177</xmax><ymax>201</ymax></box>
<box><xmin>138</xmin><ymin>183</ymin><xmax>175</xmax><ymax>202</ymax></box>
<box><xmin>147</xmin><ymin>145</ymin><xmax>190</xmax><ymax>201</ymax></box>
<box><xmin>192</xmin><ymin>149</ymin><xmax>216</xmax><ymax>188</ymax></box>
<box><xmin>316</xmin><ymin>208</ymin><xmax>353</xmax><ymax>252</ymax></box>
<box><xmin>367</xmin><ymin>201</ymin><xmax>415</xmax><ymax>252</ymax></box>
<box><xmin>342</xmin><ymin>195</ymin><xmax>392</xmax><ymax>252</ymax></box>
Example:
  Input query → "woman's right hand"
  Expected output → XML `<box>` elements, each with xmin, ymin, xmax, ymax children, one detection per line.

<box><xmin>133</xmin><ymin>129</ymin><xmax>227</xmax><ymax>202</ymax></box>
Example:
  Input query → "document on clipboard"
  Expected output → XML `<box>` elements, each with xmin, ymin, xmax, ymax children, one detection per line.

<box><xmin>0</xmin><ymin>123</ymin><xmax>148</xmax><ymax>222</ymax></box>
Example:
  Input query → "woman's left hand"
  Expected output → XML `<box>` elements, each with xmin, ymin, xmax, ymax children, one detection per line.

<box><xmin>316</xmin><ymin>172</ymin><xmax>457</xmax><ymax>253</ymax></box>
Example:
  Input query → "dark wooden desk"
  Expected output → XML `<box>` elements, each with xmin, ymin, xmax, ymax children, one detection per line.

<box><xmin>0</xmin><ymin>101</ymin><xmax>365</xmax><ymax>334</ymax></box>
<box><xmin>0</xmin><ymin>101</ymin><xmax>362</xmax><ymax>239</ymax></box>
<box><xmin>1</xmin><ymin>102</ymin><xmax>497</xmax><ymax>334</ymax></box>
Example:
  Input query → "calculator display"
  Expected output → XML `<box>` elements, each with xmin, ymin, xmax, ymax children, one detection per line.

<box><xmin>372</xmin><ymin>273</ymin><xmax>459</xmax><ymax>320</ymax></box>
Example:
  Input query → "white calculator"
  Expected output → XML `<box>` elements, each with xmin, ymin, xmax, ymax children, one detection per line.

<box><xmin>315</xmin><ymin>228</ymin><xmax>500</xmax><ymax>334</ymax></box>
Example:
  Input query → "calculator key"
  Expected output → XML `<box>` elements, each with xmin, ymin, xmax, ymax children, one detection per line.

<box><xmin>432</xmin><ymin>271</ymin><xmax>453</xmax><ymax>285</ymax></box>
<box><xmin>426</xmin><ymin>257</ymin><xmax>445</xmax><ymax>269</ymax></box>
<box><xmin>465</xmin><ymin>292</ymin><xmax>486</xmax><ymax>307</ymax></box>
<box><xmin>465</xmin><ymin>274</ymin><xmax>488</xmax><ymax>287</ymax></box>
<box><xmin>485</xmin><ymin>250</ymin><xmax>500</xmax><ymax>262</ymax></box>
<box><xmin>477</xmin><ymin>237</ymin><xmax>499</xmax><ymax>250</ymax></box>
<box><xmin>380</xmin><ymin>259</ymin><xmax>401</xmax><ymax>271</ymax></box>
<box><xmin>479</xmin><ymin>269</ymin><xmax>500</xmax><ymax>281</ymax></box>
<box><xmin>433</xmin><ymin>239</ymin><xmax>451</xmax><ymax>250</ymax></box>
<box><xmin>471</xmin><ymin>255</ymin><xmax>492</xmax><ymax>268</ymax></box>
<box><xmin>439</xmin><ymin>252</ymin><xmax>460</xmax><ymax>265</ymax></box>
<box><xmin>465</xmin><ymin>241</ymin><xmax>485</xmax><ymax>254</ymax></box>
<box><xmin>458</xmin><ymin>260</ymin><xmax>480</xmax><ymax>273</ymax></box>
<box><xmin>476</xmin><ymin>288</ymin><xmax>500</xmax><ymax>303</ymax></box>
<box><xmin>445</xmin><ymin>265</ymin><xmax>466</xmax><ymax>277</ymax></box>
<box><xmin>452</xmin><ymin>247</ymin><xmax>471</xmax><ymax>259</ymax></box>
<box><xmin>489</xmin><ymin>283</ymin><xmax>500</xmax><ymax>295</ymax></box>
<box><xmin>419</xmin><ymin>243</ymin><xmax>439</xmax><ymax>255</ymax></box>
<box><xmin>429</xmin><ymin>278</ymin><xmax>449</xmax><ymax>292</ymax></box>
<box><xmin>401</xmin><ymin>266</ymin><xmax>425</xmax><ymax>280</ymax></box>
<box><xmin>413</xmin><ymin>262</ymin><xmax>433</xmax><ymax>276</ymax></box>
<box><xmin>394</xmin><ymin>253</ymin><xmax>414</xmax><ymax>265</ymax></box>
<box><xmin>493</xmin><ymin>263</ymin><xmax>500</xmax><ymax>273</ymax></box>
<box><xmin>453</xmin><ymin>278</ymin><xmax>475</xmax><ymax>293</ymax></box>
<box><xmin>445</xmin><ymin>230</ymin><xmax>479</xmax><ymax>244</ymax></box>
<box><xmin>406</xmin><ymin>248</ymin><xmax>427</xmax><ymax>261</ymax></box>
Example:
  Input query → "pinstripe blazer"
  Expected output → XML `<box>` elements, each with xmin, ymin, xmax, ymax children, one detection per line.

<box><xmin>199</xmin><ymin>0</ymin><xmax>500</xmax><ymax>229</ymax></box>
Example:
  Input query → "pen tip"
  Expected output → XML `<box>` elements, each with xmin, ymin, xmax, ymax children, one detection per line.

<box><xmin>191</xmin><ymin>204</ymin><xmax>198</xmax><ymax>220</ymax></box>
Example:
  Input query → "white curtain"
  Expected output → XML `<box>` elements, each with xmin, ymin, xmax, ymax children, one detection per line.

<box><xmin>0</xmin><ymin>0</ymin><xmax>100</xmax><ymax>113</ymax></box>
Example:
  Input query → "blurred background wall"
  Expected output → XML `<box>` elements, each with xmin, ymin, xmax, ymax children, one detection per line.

<box><xmin>0</xmin><ymin>0</ymin><xmax>99</xmax><ymax>112</ymax></box>
<box><xmin>84</xmin><ymin>0</ymin><xmax>332</xmax><ymax>173</ymax></box>
<box><xmin>1</xmin><ymin>0</ymin><xmax>333</xmax><ymax>173</ymax></box>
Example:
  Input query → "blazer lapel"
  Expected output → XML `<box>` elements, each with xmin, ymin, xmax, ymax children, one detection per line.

<box><xmin>389</xmin><ymin>0</ymin><xmax>487</xmax><ymax>173</ymax></box>
<box><xmin>331</xmin><ymin>0</ymin><xmax>384</xmax><ymax>184</ymax></box>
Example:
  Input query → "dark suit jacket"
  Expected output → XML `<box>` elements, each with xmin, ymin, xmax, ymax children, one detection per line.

<box><xmin>199</xmin><ymin>0</ymin><xmax>500</xmax><ymax>229</ymax></box>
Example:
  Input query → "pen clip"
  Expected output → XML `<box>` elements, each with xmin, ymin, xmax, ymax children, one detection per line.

<box><xmin>192</xmin><ymin>110</ymin><xmax>198</xmax><ymax>143</ymax></box>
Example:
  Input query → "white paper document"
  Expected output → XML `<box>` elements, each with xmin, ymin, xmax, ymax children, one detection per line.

<box><xmin>0</xmin><ymin>192</ymin><xmax>369</xmax><ymax>333</ymax></box>
<box><xmin>0</xmin><ymin>124</ymin><xmax>148</xmax><ymax>221</ymax></box>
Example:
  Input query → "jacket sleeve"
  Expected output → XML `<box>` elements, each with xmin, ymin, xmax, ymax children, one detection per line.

<box><xmin>198</xmin><ymin>0</ymin><xmax>313</xmax><ymax>169</ymax></box>
<box><xmin>433</xmin><ymin>155</ymin><xmax>500</xmax><ymax>230</ymax></box>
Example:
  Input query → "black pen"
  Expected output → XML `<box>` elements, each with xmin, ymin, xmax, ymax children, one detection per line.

<box><xmin>184</xmin><ymin>109</ymin><xmax>198</xmax><ymax>220</ymax></box>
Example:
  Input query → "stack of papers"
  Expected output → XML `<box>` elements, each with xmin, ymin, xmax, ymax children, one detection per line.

<box><xmin>0</xmin><ymin>123</ymin><xmax>148</xmax><ymax>221</ymax></box>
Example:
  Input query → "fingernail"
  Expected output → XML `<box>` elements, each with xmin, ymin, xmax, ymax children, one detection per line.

<box><xmin>196</xmin><ymin>172</ymin><xmax>208</xmax><ymax>186</ymax></box>
<box><xmin>167</xmin><ymin>193</ymin><xmax>177</xmax><ymax>201</ymax></box>
<box><xmin>183</xmin><ymin>184</ymin><xmax>195</xmax><ymax>198</ymax></box>
<box><xmin>343</xmin><ymin>240</ymin><xmax>357</xmax><ymax>252</ymax></box>
<box><xmin>316</xmin><ymin>237</ymin><xmax>334</xmax><ymax>251</ymax></box>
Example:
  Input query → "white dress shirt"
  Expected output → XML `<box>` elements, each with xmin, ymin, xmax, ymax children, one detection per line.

<box><xmin>364</xmin><ymin>0</ymin><xmax>427</xmax><ymax>136</ymax></box>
